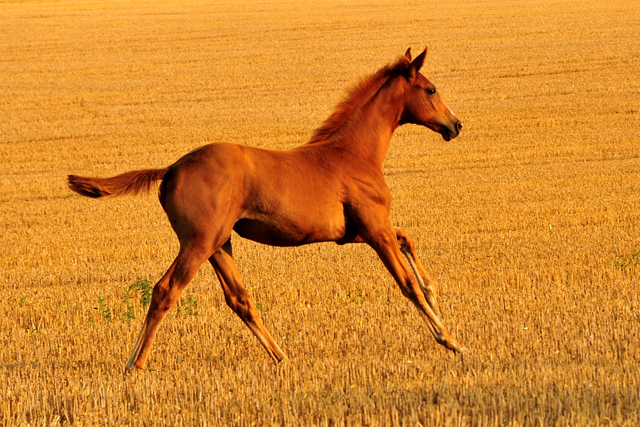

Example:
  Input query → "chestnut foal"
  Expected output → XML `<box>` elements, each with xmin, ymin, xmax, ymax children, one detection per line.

<box><xmin>68</xmin><ymin>48</ymin><xmax>466</xmax><ymax>372</ymax></box>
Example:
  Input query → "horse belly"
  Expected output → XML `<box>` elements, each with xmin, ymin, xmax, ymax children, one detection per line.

<box><xmin>233</xmin><ymin>205</ymin><xmax>347</xmax><ymax>247</ymax></box>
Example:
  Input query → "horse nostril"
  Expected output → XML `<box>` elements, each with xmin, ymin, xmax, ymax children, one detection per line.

<box><xmin>456</xmin><ymin>121</ymin><xmax>463</xmax><ymax>133</ymax></box>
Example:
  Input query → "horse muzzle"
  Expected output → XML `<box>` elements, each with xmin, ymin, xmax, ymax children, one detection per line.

<box><xmin>442</xmin><ymin>120</ymin><xmax>463</xmax><ymax>141</ymax></box>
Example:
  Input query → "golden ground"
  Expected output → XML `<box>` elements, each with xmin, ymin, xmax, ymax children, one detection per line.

<box><xmin>1</xmin><ymin>0</ymin><xmax>639</xmax><ymax>425</ymax></box>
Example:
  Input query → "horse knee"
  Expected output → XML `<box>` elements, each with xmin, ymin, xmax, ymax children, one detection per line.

<box><xmin>396</xmin><ymin>234</ymin><xmax>415</xmax><ymax>254</ymax></box>
<box><xmin>397</xmin><ymin>278</ymin><xmax>419</xmax><ymax>300</ymax></box>
<box><xmin>224</xmin><ymin>293</ymin><xmax>254</xmax><ymax>319</ymax></box>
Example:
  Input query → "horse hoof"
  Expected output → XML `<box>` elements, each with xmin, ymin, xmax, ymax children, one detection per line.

<box><xmin>457</xmin><ymin>346</ymin><xmax>469</xmax><ymax>356</ymax></box>
<box><xmin>124</xmin><ymin>364</ymin><xmax>145</xmax><ymax>375</ymax></box>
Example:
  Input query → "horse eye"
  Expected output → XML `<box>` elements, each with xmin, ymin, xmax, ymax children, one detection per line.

<box><xmin>426</xmin><ymin>88</ymin><xmax>436</xmax><ymax>96</ymax></box>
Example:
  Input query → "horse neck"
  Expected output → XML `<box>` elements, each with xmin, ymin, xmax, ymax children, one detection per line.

<box><xmin>327</xmin><ymin>77</ymin><xmax>406</xmax><ymax>170</ymax></box>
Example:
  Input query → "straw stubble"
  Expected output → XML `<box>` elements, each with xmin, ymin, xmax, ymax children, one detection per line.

<box><xmin>1</xmin><ymin>0</ymin><xmax>639</xmax><ymax>425</ymax></box>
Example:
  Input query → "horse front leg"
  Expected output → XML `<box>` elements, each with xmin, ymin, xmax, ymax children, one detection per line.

<box><xmin>348</xmin><ymin>228</ymin><xmax>442</xmax><ymax>319</ymax></box>
<box><xmin>393</xmin><ymin>227</ymin><xmax>442</xmax><ymax>319</ymax></box>
<box><xmin>363</xmin><ymin>224</ymin><xmax>466</xmax><ymax>354</ymax></box>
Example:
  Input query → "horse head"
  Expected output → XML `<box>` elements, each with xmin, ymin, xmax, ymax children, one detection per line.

<box><xmin>399</xmin><ymin>48</ymin><xmax>463</xmax><ymax>141</ymax></box>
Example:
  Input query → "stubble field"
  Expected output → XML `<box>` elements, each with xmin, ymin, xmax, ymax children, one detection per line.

<box><xmin>1</xmin><ymin>0</ymin><xmax>639</xmax><ymax>425</ymax></box>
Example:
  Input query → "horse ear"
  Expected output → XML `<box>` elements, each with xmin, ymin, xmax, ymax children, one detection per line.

<box><xmin>404</xmin><ymin>48</ymin><xmax>412</xmax><ymax>61</ymax></box>
<box><xmin>408</xmin><ymin>47</ymin><xmax>427</xmax><ymax>79</ymax></box>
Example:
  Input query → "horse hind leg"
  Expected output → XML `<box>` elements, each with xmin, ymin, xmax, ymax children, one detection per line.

<box><xmin>125</xmin><ymin>244</ymin><xmax>210</xmax><ymax>372</ymax></box>
<box><xmin>209</xmin><ymin>239</ymin><xmax>286</xmax><ymax>363</ymax></box>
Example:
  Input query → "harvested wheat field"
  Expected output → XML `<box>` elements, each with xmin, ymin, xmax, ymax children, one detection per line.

<box><xmin>1</xmin><ymin>0</ymin><xmax>639</xmax><ymax>425</ymax></box>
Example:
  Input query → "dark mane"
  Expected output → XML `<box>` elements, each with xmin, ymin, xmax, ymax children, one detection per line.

<box><xmin>308</xmin><ymin>56</ymin><xmax>412</xmax><ymax>144</ymax></box>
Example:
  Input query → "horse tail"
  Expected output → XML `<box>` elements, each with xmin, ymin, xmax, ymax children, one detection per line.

<box><xmin>67</xmin><ymin>168</ymin><xmax>169</xmax><ymax>198</ymax></box>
